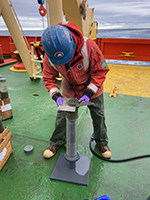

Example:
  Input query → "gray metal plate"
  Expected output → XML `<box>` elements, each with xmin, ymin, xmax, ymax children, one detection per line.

<box><xmin>50</xmin><ymin>153</ymin><xmax>91</xmax><ymax>186</ymax></box>
<box><xmin>58</xmin><ymin>98</ymin><xmax>94</xmax><ymax>112</ymax></box>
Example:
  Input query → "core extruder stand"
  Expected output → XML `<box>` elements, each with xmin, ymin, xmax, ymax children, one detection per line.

<box><xmin>50</xmin><ymin>98</ymin><xmax>92</xmax><ymax>186</ymax></box>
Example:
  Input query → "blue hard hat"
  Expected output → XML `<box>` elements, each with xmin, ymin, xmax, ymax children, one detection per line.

<box><xmin>42</xmin><ymin>25</ymin><xmax>74</xmax><ymax>65</ymax></box>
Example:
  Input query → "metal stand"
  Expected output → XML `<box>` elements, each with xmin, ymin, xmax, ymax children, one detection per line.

<box><xmin>50</xmin><ymin>105</ymin><xmax>91</xmax><ymax>186</ymax></box>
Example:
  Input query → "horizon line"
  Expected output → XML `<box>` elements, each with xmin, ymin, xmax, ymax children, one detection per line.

<box><xmin>0</xmin><ymin>27</ymin><xmax>150</xmax><ymax>31</ymax></box>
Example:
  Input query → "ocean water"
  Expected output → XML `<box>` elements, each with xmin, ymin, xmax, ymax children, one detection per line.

<box><xmin>97</xmin><ymin>28</ymin><xmax>150</xmax><ymax>39</ymax></box>
<box><xmin>97</xmin><ymin>28</ymin><xmax>150</xmax><ymax>66</ymax></box>
<box><xmin>0</xmin><ymin>28</ymin><xmax>150</xmax><ymax>39</ymax></box>
<box><xmin>0</xmin><ymin>28</ymin><xmax>150</xmax><ymax>65</ymax></box>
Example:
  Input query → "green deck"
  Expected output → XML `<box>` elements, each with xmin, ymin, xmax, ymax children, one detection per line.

<box><xmin>0</xmin><ymin>63</ymin><xmax>150</xmax><ymax>200</ymax></box>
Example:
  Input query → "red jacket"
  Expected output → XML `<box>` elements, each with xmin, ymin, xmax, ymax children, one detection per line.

<box><xmin>43</xmin><ymin>21</ymin><xmax>109</xmax><ymax>100</ymax></box>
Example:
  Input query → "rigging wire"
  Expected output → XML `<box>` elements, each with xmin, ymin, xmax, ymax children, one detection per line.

<box><xmin>8</xmin><ymin>0</ymin><xmax>31</xmax><ymax>51</ymax></box>
<box><xmin>42</xmin><ymin>17</ymin><xmax>45</xmax><ymax>30</ymax></box>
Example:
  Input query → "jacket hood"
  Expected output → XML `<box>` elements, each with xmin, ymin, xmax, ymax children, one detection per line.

<box><xmin>58</xmin><ymin>21</ymin><xmax>84</xmax><ymax>53</ymax></box>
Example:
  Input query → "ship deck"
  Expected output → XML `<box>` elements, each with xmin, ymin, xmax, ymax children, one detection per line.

<box><xmin>0</xmin><ymin>60</ymin><xmax>150</xmax><ymax>200</ymax></box>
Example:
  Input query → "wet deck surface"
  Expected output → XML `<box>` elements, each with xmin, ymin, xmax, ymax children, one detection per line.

<box><xmin>0</xmin><ymin>63</ymin><xmax>150</xmax><ymax>200</ymax></box>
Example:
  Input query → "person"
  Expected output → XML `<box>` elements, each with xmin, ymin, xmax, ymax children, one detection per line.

<box><xmin>42</xmin><ymin>21</ymin><xmax>111</xmax><ymax>159</ymax></box>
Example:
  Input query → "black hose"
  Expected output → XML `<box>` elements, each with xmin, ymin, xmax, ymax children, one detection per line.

<box><xmin>89</xmin><ymin>135</ymin><xmax>150</xmax><ymax>163</ymax></box>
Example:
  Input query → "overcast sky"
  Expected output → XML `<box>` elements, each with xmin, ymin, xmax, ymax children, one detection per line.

<box><xmin>0</xmin><ymin>0</ymin><xmax>150</xmax><ymax>30</ymax></box>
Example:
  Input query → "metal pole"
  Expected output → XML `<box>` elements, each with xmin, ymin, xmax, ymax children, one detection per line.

<box><xmin>65</xmin><ymin>108</ymin><xmax>80</xmax><ymax>169</ymax></box>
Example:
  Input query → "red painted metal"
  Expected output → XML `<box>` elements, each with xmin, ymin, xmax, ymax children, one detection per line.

<box><xmin>0</xmin><ymin>36</ymin><xmax>150</xmax><ymax>62</ymax></box>
<box><xmin>13</xmin><ymin>62</ymin><xmax>26</xmax><ymax>70</ymax></box>
<box><xmin>95</xmin><ymin>38</ymin><xmax>150</xmax><ymax>62</ymax></box>
<box><xmin>0</xmin><ymin>36</ymin><xmax>13</xmax><ymax>56</ymax></box>
<box><xmin>38</xmin><ymin>4</ymin><xmax>47</xmax><ymax>17</ymax></box>
<box><xmin>9</xmin><ymin>43</ymin><xmax>16</xmax><ymax>59</ymax></box>
<box><xmin>0</xmin><ymin>58</ymin><xmax>17</xmax><ymax>67</ymax></box>
<box><xmin>0</xmin><ymin>44</ymin><xmax>4</xmax><ymax>63</ymax></box>
<box><xmin>0</xmin><ymin>36</ymin><xmax>42</xmax><ymax>56</ymax></box>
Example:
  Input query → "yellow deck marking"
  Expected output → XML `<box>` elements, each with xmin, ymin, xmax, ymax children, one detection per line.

<box><xmin>104</xmin><ymin>63</ymin><xmax>150</xmax><ymax>98</ymax></box>
<box><xmin>119</xmin><ymin>52</ymin><xmax>136</xmax><ymax>58</ymax></box>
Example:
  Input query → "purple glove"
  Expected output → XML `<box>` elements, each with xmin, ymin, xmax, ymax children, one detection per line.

<box><xmin>56</xmin><ymin>97</ymin><xmax>63</xmax><ymax>106</ymax></box>
<box><xmin>78</xmin><ymin>95</ymin><xmax>90</xmax><ymax>103</ymax></box>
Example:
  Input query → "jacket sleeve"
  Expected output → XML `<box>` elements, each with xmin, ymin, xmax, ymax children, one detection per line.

<box><xmin>42</xmin><ymin>54</ymin><xmax>61</xmax><ymax>98</ymax></box>
<box><xmin>84</xmin><ymin>39</ymin><xmax>109</xmax><ymax>98</ymax></box>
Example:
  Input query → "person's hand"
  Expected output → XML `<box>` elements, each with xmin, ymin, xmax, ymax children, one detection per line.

<box><xmin>56</xmin><ymin>97</ymin><xmax>63</xmax><ymax>106</ymax></box>
<box><xmin>78</xmin><ymin>95</ymin><xmax>90</xmax><ymax>103</ymax></box>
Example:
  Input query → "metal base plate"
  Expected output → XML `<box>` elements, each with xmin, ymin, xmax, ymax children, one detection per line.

<box><xmin>50</xmin><ymin>153</ymin><xmax>91</xmax><ymax>186</ymax></box>
<box><xmin>58</xmin><ymin>98</ymin><xmax>94</xmax><ymax>112</ymax></box>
